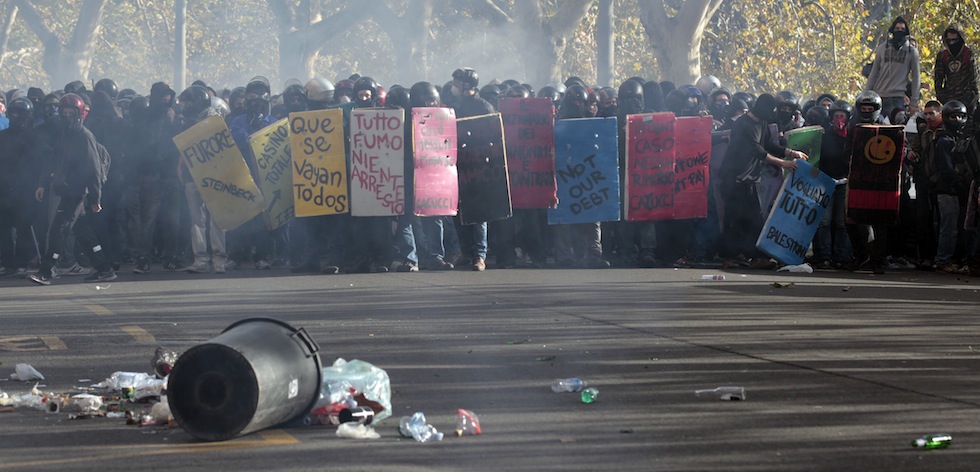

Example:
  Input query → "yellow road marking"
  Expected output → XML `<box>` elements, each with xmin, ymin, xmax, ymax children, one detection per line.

<box><xmin>40</xmin><ymin>336</ymin><xmax>68</xmax><ymax>350</ymax></box>
<box><xmin>0</xmin><ymin>429</ymin><xmax>300</xmax><ymax>469</ymax></box>
<box><xmin>0</xmin><ymin>335</ymin><xmax>66</xmax><ymax>352</ymax></box>
<box><xmin>120</xmin><ymin>326</ymin><xmax>156</xmax><ymax>344</ymax></box>
<box><xmin>83</xmin><ymin>304</ymin><xmax>113</xmax><ymax>316</ymax></box>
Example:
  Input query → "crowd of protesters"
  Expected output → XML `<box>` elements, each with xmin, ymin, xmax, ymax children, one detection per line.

<box><xmin>0</xmin><ymin>17</ymin><xmax>976</xmax><ymax>284</ymax></box>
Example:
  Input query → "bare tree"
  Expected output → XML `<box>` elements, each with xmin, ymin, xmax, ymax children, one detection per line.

<box><xmin>13</xmin><ymin>0</ymin><xmax>108</xmax><ymax>89</ymax></box>
<box><xmin>269</xmin><ymin>0</ymin><xmax>362</xmax><ymax>82</ymax></box>
<box><xmin>371</xmin><ymin>0</ymin><xmax>435</xmax><ymax>84</ymax></box>
<box><xmin>638</xmin><ymin>0</ymin><xmax>724</xmax><ymax>85</ymax></box>
<box><xmin>508</xmin><ymin>0</ymin><xmax>593</xmax><ymax>86</ymax></box>
<box><xmin>0</xmin><ymin>4</ymin><xmax>19</xmax><ymax>70</ymax></box>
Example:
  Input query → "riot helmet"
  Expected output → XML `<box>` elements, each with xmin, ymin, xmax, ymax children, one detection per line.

<box><xmin>409</xmin><ymin>82</ymin><xmax>440</xmax><ymax>108</ymax></box>
<box><xmin>618</xmin><ymin>79</ymin><xmax>644</xmax><ymax>116</ymax></box>
<box><xmin>353</xmin><ymin>77</ymin><xmax>380</xmax><ymax>107</ymax></box>
<box><xmin>942</xmin><ymin>100</ymin><xmax>968</xmax><ymax>134</ymax></box>
<box><xmin>282</xmin><ymin>83</ymin><xmax>308</xmax><ymax>113</ymax></box>
<box><xmin>695</xmin><ymin>75</ymin><xmax>722</xmax><ymax>98</ymax></box>
<box><xmin>7</xmin><ymin>97</ymin><xmax>33</xmax><ymax>130</ymax></box>
<box><xmin>558</xmin><ymin>85</ymin><xmax>588</xmax><ymax>119</ymax></box>
<box><xmin>58</xmin><ymin>93</ymin><xmax>87</xmax><ymax>130</ymax></box>
<box><xmin>854</xmin><ymin>90</ymin><xmax>882</xmax><ymax>123</ymax></box>
<box><xmin>178</xmin><ymin>85</ymin><xmax>211</xmax><ymax>121</ymax></box>
<box><xmin>305</xmin><ymin>77</ymin><xmax>335</xmax><ymax>107</ymax></box>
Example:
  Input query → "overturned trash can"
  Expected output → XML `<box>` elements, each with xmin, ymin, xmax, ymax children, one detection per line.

<box><xmin>168</xmin><ymin>318</ymin><xmax>322</xmax><ymax>441</ymax></box>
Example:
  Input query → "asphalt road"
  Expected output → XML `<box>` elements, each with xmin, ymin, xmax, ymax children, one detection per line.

<box><xmin>0</xmin><ymin>266</ymin><xmax>978</xmax><ymax>471</ymax></box>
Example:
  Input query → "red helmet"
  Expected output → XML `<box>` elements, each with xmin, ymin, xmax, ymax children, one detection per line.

<box><xmin>59</xmin><ymin>93</ymin><xmax>87</xmax><ymax>127</ymax></box>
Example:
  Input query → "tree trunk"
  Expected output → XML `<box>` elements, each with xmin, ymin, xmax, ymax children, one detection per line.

<box><xmin>596</xmin><ymin>0</ymin><xmax>614</xmax><ymax>87</ymax></box>
<box><xmin>510</xmin><ymin>0</ymin><xmax>593</xmax><ymax>87</ymax></box>
<box><xmin>0</xmin><ymin>4</ymin><xmax>18</xmax><ymax>70</ymax></box>
<box><xmin>269</xmin><ymin>1</ymin><xmax>362</xmax><ymax>82</ymax></box>
<box><xmin>14</xmin><ymin>0</ymin><xmax>108</xmax><ymax>89</ymax></box>
<box><xmin>372</xmin><ymin>0</ymin><xmax>434</xmax><ymax>84</ymax></box>
<box><xmin>638</xmin><ymin>0</ymin><xmax>724</xmax><ymax>85</ymax></box>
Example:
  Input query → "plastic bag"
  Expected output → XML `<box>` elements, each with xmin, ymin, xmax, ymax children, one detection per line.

<box><xmin>149</xmin><ymin>398</ymin><xmax>172</xmax><ymax>423</ymax></box>
<box><xmin>777</xmin><ymin>263</ymin><xmax>813</xmax><ymax>273</ymax></box>
<box><xmin>336</xmin><ymin>423</ymin><xmax>381</xmax><ymax>439</ymax></box>
<box><xmin>319</xmin><ymin>358</ymin><xmax>392</xmax><ymax>423</ymax></box>
<box><xmin>10</xmin><ymin>363</ymin><xmax>44</xmax><ymax>381</ymax></box>
<box><xmin>66</xmin><ymin>394</ymin><xmax>103</xmax><ymax>414</ymax></box>
<box><xmin>92</xmin><ymin>372</ymin><xmax>165</xmax><ymax>400</ymax></box>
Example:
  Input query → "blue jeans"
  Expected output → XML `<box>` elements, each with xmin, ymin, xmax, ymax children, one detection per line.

<box><xmin>936</xmin><ymin>194</ymin><xmax>960</xmax><ymax>264</ymax></box>
<box><xmin>394</xmin><ymin>214</ymin><xmax>418</xmax><ymax>264</ymax></box>
<box><xmin>814</xmin><ymin>184</ymin><xmax>850</xmax><ymax>262</ymax></box>
<box><xmin>881</xmin><ymin>96</ymin><xmax>906</xmax><ymax>121</ymax></box>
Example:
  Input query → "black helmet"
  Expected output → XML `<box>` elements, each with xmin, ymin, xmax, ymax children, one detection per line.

<box><xmin>479</xmin><ymin>84</ymin><xmax>501</xmax><ymax>104</ymax></box>
<box><xmin>942</xmin><ymin>100</ymin><xmax>968</xmax><ymax>133</ymax></box>
<box><xmin>618</xmin><ymin>79</ymin><xmax>644</xmax><ymax>115</ymax></box>
<box><xmin>245</xmin><ymin>76</ymin><xmax>271</xmax><ymax>97</ymax></box>
<box><xmin>385</xmin><ymin>85</ymin><xmax>410</xmax><ymax>110</ymax></box>
<box><xmin>804</xmin><ymin>106</ymin><xmax>829</xmax><ymax>127</ymax></box>
<box><xmin>64</xmin><ymin>80</ymin><xmax>86</xmax><ymax>94</ymax></box>
<box><xmin>504</xmin><ymin>85</ymin><xmax>530</xmax><ymax>99</ymax></box>
<box><xmin>854</xmin><ymin>90</ymin><xmax>882</xmax><ymax>123</ymax></box>
<box><xmin>409</xmin><ymin>81</ymin><xmax>440</xmax><ymax>108</ymax></box>
<box><xmin>775</xmin><ymin>90</ymin><xmax>801</xmax><ymax>111</ymax></box>
<box><xmin>7</xmin><ymin>97</ymin><xmax>34</xmax><ymax>129</ymax></box>
<box><xmin>558</xmin><ymin>85</ymin><xmax>589</xmax><ymax>119</ymax></box>
<box><xmin>665</xmin><ymin>89</ymin><xmax>699</xmax><ymax>116</ymax></box>
<box><xmin>828</xmin><ymin>99</ymin><xmax>853</xmax><ymax>118</ymax></box>
<box><xmin>179</xmin><ymin>85</ymin><xmax>211</xmax><ymax>119</ymax></box>
<box><xmin>334</xmin><ymin>79</ymin><xmax>355</xmax><ymax>104</ymax></box>
<box><xmin>282</xmin><ymin>83</ymin><xmax>308</xmax><ymax>112</ymax></box>
<box><xmin>732</xmin><ymin>92</ymin><xmax>755</xmax><ymax>111</ymax></box>
<box><xmin>94</xmin><ymin>78</ymin><xmax>119</xmax><ymax>99</ymax></box>
<box><xmin>452</xmin><ymin>68</ymin><xmax>479</xmax><ymax>90</ymax></box>
<box><xmin>353</xmin><ymin>76</ymin><xmax>379</xmax><ymax>106</ymax></box>
<box><xmin>536</xmin><ymin>86</ymin><xmax>561</xmax><ymax>106</ymax></box>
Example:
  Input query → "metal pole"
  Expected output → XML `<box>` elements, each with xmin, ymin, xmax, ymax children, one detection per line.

<box><xmin>596</xmin><ymin>0</ymin><xmax>614</xmax><ymax>87</ymax></box>
<box><xmin>175</xmin><ymin>0</ymin><xmax>186</xmax><ymax>91</ymax></box>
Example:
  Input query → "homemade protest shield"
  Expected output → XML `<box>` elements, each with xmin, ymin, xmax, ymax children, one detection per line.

<box><xmin>625</xmin><ymin>113</ymin><xmax>675</xmax><ymax>221</ymax></box>
<box><xmin>457</xmin><ymin>113</ymin><xmax>512</xmax><ymax>224</ymax></box>
<box><xmin>174</xmin><ymin>116</ymin><xmax>265</xmax><ymax>231</ymax></box>
<box><xmin>846</xmin><ymin>125</ymin><xmax>905</xmax><ymax>225</ymax></box>
<box><xmin>289</xmin><ymin>109</ymin><xmax>348</xmax><ymax>216</ymax></box>
<box><xmin>756</xmin><ymin>160</ymin><xmax>836</xmax><ymax>265</ymax></box>
<box><xmin>498</xmin><ymin>98</ymin><xmax>558</xmax><ymax>209</ymax></box>
<box><xmin>412</xmin><ymin>107</ymin><xmax>458</xmax><ymax>216</ymax></box>
<box><xmin>248</xmin><ymin>118</ymin><xmax>294</xmax><ymax>230</ymax></box>
<box><xmin>711</xmin><ymin>130</ymin><xmax>730</xmax><ymax>227</ymax></box>
<box><xmin>786</xmin><ymin>125</ymin><xmax>824</xmax><ymax>169</ymax></box>
<box><xmin>548</xmin><ymin>117</ymin><xmax>620</xmax><ymax>224</ymax></box>
<box><xmin>672</xmin><ymin>116</ymin><xmax>712</xmax><ymax>220</ymax></box>
<box><xmin>757</xmin><ymin>123</ymin><xmax>784</xmax><ymax>217</ymax></box>
<box><xmin>349</xmin><ymin>108</ymin><xmax>406</xmax><ymax>216</ymax></box>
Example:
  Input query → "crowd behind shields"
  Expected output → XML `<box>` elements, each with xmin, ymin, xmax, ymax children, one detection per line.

<box><xmin>0</xmin><ymin>17</ymin><xmax>976</xmax><ymax>284</ymax></box>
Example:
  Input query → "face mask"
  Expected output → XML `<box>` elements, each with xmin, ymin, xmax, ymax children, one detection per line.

<box><xmin>832</xmin><ymin>116</ymin><xmax>848</xmax><ymax>136</ymax></box>
<box><xmin>776</xmin><ymin>110</ymin><xmax>793</xmax><ymax>124</ymax></box>
<box><xmin>891</xmin><ymin>30</ymin><xmax>908</xmax><ymax>46</ymax></box>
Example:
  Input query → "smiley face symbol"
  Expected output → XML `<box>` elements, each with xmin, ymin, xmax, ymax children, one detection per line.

<box><xmin>865</xmin><ymin>135</ymin><xmax>896</xmax><ymax>165</ymax></box>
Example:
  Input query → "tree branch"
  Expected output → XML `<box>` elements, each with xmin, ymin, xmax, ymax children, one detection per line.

<box><xmin>546</xmin><ymin>0</ymin><xmax>593</xmax><ymax>38</ymax></box>
<box><xmin>291</xmin><ymin>7</ymin><xmax>362</xmax><ymax>55</ymax></box>
<box><xmin>68</xmin><ymin>0</ymin><xmax>108</xmax><ymax>51</ymax></box>
<box><xmin>12</xmin><ymin>0</ymin><xmax>59</xmax><ymax>48</ymax></box>
<box><xmin>0</xmin><ymin>4</ymin><xmax>18</xmax><ymax>69</ymax></box>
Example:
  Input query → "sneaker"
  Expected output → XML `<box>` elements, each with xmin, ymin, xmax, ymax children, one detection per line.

<box><xmin>84</xmin><ymin>269</ymin><xmax>117</xmax><ymax>282</ymax></box>
<box><xmin>185</xmin><ymin>261</ymin><xmax>211</xmax><ymax>273</ymax></box>
<box><xmin>397</xmin><ymin>261</ymin><xmax>419</xmax><ymax>273</ymax></box>
<box><xmin>255</xmin><ymin>260</ymin><xmax>272</xmax><ymax>270</ymax></box>
<box><xmin>425</xmin><ymin>259</ymin><xmax>454</xmax><ymax>270</ymax></box>
<box><xmin>890</xmin><ymin>256</ymin><xmax>916</xmax><ymax>270</ymax></box>
<box><xmin>55</xmin><ymin>262</ymin><xmax>93</xmax><ymax>277</ymax></box>
<box><xmin>814</xmin><ymin>260</ymin><xmax>834</xmax><ymax>270</ymax></box>
<box><xmin>133</xmin><ymin>258</ymin><xmax>150</xmax><ymax>274</ymax></box>
<box><xmin>29</xmin><ymin>272</ymin><xmax>52</xmax><ymax>285</ymax></box>
<box><xmin>672</xmin><ymin>257</ymin><xmax>693</xmax><ymax>269</ymax></box>
<box><xmin>472</xmin><ymin>258</ymin><xmax>486</xmax><ymax>271</ymax></box>
<box><xmin>213</xmin><ymin>263</ymin><xmax>226</xmax><ymax>274</ymax></box>
<box><xmin>163</xmin><ymin>259</ymin><xmax>181</xmax><ymax>271</ymax></box>
<box><xmin>937</xmin><ymin>263</ymin><xmax>966</xmax><ymax>275</ymax></box>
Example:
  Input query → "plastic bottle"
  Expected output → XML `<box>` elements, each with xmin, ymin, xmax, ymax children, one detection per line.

<box><xmin>912</xmin><ymin>434</ymin><xmax>952</xmax><ymax>449</ymax></box>
<box><xmin>455</xmin><ymin>409</ymin><xmax>482</xmax><ymax>436</ymax></box>
<box><xmin>551</xmin><ymin>378</ymin><xmax>588</xmax><ymax>393</ymax></box>
<box><xmin>580</xmin><ymin>387</ymin><xmax>599</xmax><ymax>404</ymax></box>
<box><xmin>695</xmin><ymin>386</ymin><xmax>746</xmax><ymax>400</ymax></box>
<box><xmin>399</xmin><ymin>412</ymin><xmax>443</xmax><ymax>442</ymax></box>
<box><xmin>701</xmin><ymin>274</ymin><xmax>726</xmax><ymax>281</ymax></box>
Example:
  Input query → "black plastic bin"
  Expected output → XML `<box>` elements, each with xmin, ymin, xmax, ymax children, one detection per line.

<box><xmin>168</xmin><ymin>318</ymin><xmax>322</xmax><ymax>441</ymax></box>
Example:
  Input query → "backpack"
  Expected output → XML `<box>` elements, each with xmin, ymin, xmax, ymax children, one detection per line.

<box><xmin>95</xmin><ymin>142</ymin><xmax>111</xmax><ymax>185</ymax></box>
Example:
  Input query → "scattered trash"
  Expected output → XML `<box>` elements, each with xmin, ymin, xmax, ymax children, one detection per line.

<box><xmin>338</xmin><ymin>406</ymin><xmax>375</xmax><ymax>425</ymax></box>
<box><xmin>336</xmin><ymin>422</ymin><xmax>381</xmax><ymax>439</ymax></box>
<box><xmin>551</xmin><ymin>377</ymin><xmax>587</xmax><ymax>393</ymax></box>
<box><xmin>318</xmin><ymin>358</ymin><xmax>392</xmax><ymax>424</ymax></box>
<box><xmin>777</xmin><ymin>263</ymin><xmax>813</xmax><ymax>273</ymax></box>
<box><xmin>700</xmin><ymin>275</ymin><xmax>726</xmax><ymax>281</ymax></box>
<box><xmin>912</xmin><ymin>434</ymin><xmax>952</xmax><ymax>449</ymax></box>
<box><xmin>10</xmin><ymin>364</ymin><xmax>44</xmax><ymax>381</ymax></box>
<box><xmin>770</xmin><ymin>282</ymin><xmax>796</xmax><ymax>289</ymax></box>
<box><xmin>580</xmin><ymin>387</ymin><xmax>600</xmax><ymax>404</ymax></box>
<box><xmin>149</xmin><ymin>398</ymin><xmax>172</xmax><ymax>423</ymax></box>
<box><xmin>151</xmin><ymin>347</ymin><xmax>179</xmax><ymax>378</ymax></box>
<box><xmin>92</xmin><ymin>372</ymin><xmax>165</xmax><ymax>400</ymax></box>
<box><xmin>65</xmin><ymin>394</ymin><xmax>103</xmax><ymax>415</ymax></box>
<box><xmin>454</xmin><ymin>409</ymin><xmax>481</xmax><ymax>437</ymax></box>
<box><xmin>695</xmin><ymin>386</ymin><xmax>745</xmax><ymax>400</ymax></box>
<box><xmin>535</xmin><ymin>356</ymin><xmax>557</xmax><ymax>362</ymax></box>
<box><xmin>399</xmin><ymin>412</ymin><xmax>444</xmax><ymax>442</ymax></box>
<box><xmin>507</xmin><ymin>339</ymin><xmax>531</xmax><ymax>345</ymax></box>
<box><xmin>95</xmin><ymin>284</ymin><xmax>111</xmax><ymax>290</ymax></box>
<box><xmin>619</xmin><ymin>428</ymin><xmax>634</xmax><ymax>434</ymax></box>
<box><xmin>842</xmin><ymin>286</ymin><xmax>852</xmax><ymax>292</ymax></box>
